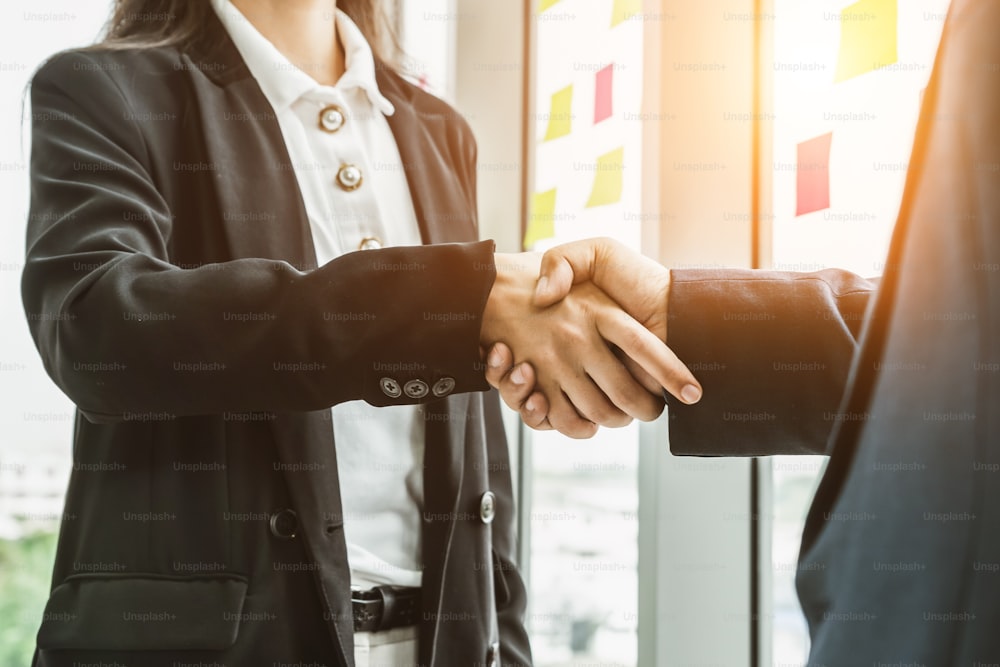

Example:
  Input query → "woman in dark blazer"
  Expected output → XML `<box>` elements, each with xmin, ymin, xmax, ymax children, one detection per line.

<box><xmin>22</xmin><ymin>0</ymin><xmax>701</xmax><ymax>662</ymax></box>
<box><xmin>21</xmin><ymin>0</ymin><xmax>544</xmax><ymax>664</ymax></box>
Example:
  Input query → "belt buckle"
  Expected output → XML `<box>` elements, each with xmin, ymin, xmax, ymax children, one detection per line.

<box><xmin>352</xmin><ymin>585</ymin><xmax>420</xmax><ymax>633</ymax></box>
<box><xmin>352</xmin><ymin>592</ymin><xmax>384</xmax><ymax>633</ymax></box>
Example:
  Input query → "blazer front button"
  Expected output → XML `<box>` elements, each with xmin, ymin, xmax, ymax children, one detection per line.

<box><xmin>479</xmin><ymin>491</ymin><xmax>497</xmax><ymax>524</ymax></box>
<box><xmin>269</xmin><ymin>509</ymin><xmax>298</xmax><ymax>540</ymax></box>
<box><xmin>336</xmin><ymin>164</ymin><xmax>363</xmax><ymax>191</ymax></box>
<box><xmin>404</xmin><ymin>380</ymin><xmax>429</xmax><ymax>399</ymax></box>
<box><xmin>432</xmin><ymin>377</ymin><xmax>455</xmax><ymax>397</ymax></box>
<box><xmin>380</xmin><ymin>377</ymin><xmax>402</xmax><ymax>398</ymax></box>
<box><xmin>485</xmin><ymin>642</ymin><xmax>500</xmax><ymax>667</ymax></box>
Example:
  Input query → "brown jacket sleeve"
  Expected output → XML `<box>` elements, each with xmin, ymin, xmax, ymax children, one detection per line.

<box><xmin>664</xmin><ymin>268</ymin><xmax>877</xmax><ymax>456</ymax></box>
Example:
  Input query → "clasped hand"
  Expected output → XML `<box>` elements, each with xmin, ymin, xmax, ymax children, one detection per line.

<box><xmin>480</xmin><ymin>239</ymin><xmax>702</xmax><ymax>439</ymax></box>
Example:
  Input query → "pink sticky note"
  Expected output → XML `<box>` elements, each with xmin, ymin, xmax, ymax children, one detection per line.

<box><xmin>796</xmin><ymin>132</ymin><xmax>832</xmax><ymax>216</ymax></box>
<box><xmin>595</xmin><ymin>64</ymin><xmax>613</xmax><ymax>124</ymax></box>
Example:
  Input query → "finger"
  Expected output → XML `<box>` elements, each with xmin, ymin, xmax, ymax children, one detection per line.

<box><xmin>545</xmin><ymin>389</ymin><xmax>600</xmax><ymax>439</ymax></box>
<box><xmin>619</xmin><ymin>351</ymin><xmax>665</xmax><ymax>396</ymax></box>
<box><xmin>533</xmin><ymin>251</ymin><xmax>583</xmax><ymax>308</ymax></box>
<box><xmin>521</xmin><ymin>391</ymin><xmax>553</xmax><ymax>430</ymax></box>
<box><xmin>596</xmin><ymin>309</ymin><xmax>703</xmax><ymax>405</ymax></box>
<box><xmin>555</xmin><ymin>360</ymin><xmax>634</xmax><ymax>429</ymax></box>
<box><xmin>496</xmin><ymin>362</ymin><xmax>538</xmax><ymax>413</ymax></box>
<box><xmin>533</xmin><ymin>240</ymin><xmax>604</xmax><ymax>308</ymax></box>
<box><xmin>583</xmin><ymin>343</ymin><xmax>664</xmax><ymax>422</ymax></box>
<box><xmin>485</xmin><ymin>342</ymin><xmax>515</xmax><ymax>389</ymax></box>
<box><xmin>485</xmin><ymin>346</ymin><xmax>555</xmax><ymax>429</ymax></box>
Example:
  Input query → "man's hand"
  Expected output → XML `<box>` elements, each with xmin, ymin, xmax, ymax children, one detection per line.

<box><xmin>485</xmin><ymin>239</ymin><xmax>702</xmax><ymax>432</ymax></box>
<box><xmin>481</xmin><ymin>252</ymin><xmax>689</xmax><ymax>439</ymax></box>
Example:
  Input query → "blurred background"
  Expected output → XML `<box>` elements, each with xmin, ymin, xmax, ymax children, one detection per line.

<box><xmin>0</xmin><ymin>0</ymin><xmax>949</xmax><ymax>664</ymax></box>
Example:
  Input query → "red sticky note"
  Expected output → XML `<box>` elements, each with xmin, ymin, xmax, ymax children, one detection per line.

<box><xmin>594</xmin><ymin>64</ymin><xmax>613</xmax><ymax>124</ymax></box>
<box><xmin>796</xmin><ymin>132</ymin><xmax>832</xmax><ymax>216</ymax></box>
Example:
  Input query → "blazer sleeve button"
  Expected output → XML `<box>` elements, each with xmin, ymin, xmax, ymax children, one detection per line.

<box><xmin>432</xmin><ymin>377</ymin><xmax>456</xmax><ymax>397</ymax></box>
<box><xmin>269</xmin><ymin>509</ymin><xmax>298</xmax><ymax>540</ymax></box>
<box><xmin>380</xmin><ymin>377</ymin><xmax>402</xmax><ymax>398</ymax></box>
<box><xmin>403</xmin><ymin>379</ymin><xmax>429</xmax><ymax>399</ymax></box>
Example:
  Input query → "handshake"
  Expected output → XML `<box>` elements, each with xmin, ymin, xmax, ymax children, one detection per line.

<box><xmin>479</xmin><ymin>237</ymin><xmax>703</xmax><ymax>439</ymax></box>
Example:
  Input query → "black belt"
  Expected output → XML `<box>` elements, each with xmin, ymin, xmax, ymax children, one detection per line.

<box><xmin>352</xmin><ymin>585</ymin><xmax>421</xmax><ymax>633</ymax></box>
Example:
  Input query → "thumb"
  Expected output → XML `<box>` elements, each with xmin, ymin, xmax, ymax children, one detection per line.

<box><xmin>532</xmin><ymin>240</ymin><xmax>601</xmax><ymax>308</ymax></box>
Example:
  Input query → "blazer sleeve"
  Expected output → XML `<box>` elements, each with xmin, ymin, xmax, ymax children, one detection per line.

<box><xmin>663</xmin><ymin>268</ymin><xmax>877</xmax><ymax>456</ymax></box>
<box><xmin>22</xmin><ymin>53</ymin><xmax>495</xmax><ymax>423</ymax></box>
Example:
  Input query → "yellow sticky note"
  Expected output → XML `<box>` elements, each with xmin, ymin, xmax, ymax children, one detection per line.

<box><xmin>538</xmin><ymin>0</ymin><xmax>562</xmax><ymax>12</ymax></box>
<box><xmin>611</xmin><ymin>0</ymin><xmax>642</xmax><ymax>27</ymax></box>
<box><xmin>524</xmin><ymin>189</ymin><xmax>557</xmax><ymax>249</ymax></box>
<box><xmin>834</xmin><ymin>0</ymin><xmax>897</xmax><ymax>82</ymax></box>
<box><xmin>543</xmin><ymin>85</ymin><xmax>573</xmax><ymax>141</ymax></box>
<box><xmin>585</xmin><ymin>147</ymin><xmax>625</xmax><ymax>208</ymax></box>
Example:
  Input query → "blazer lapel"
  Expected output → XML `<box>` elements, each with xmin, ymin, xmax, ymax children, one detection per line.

<box><xmin>378</xmin><ymin>68</ymin><xmax>479</xmax><ymax>245</ymax></box>
<box><xmin>378</xmin><ymin>69</ymin><xmax>483</xmax><ymax>664</ymax></box>
<box><xmin>183</xmin><ymin>16</ymin><xmax>318</xmax><ymax>269</ymax></box>
<box><xmin>187</xmin><ymin>23</ymin><xmax>481</xmax><ymax>664</ymax></box>
<box><xmin>419</xmin><ymin>393</ymin><xmax>472</xmax><ymax>665</ymax></box>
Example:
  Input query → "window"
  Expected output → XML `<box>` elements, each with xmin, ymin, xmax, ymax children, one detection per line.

<box><xmin>0</xmin><ymin>2</ymin><xmax>112</xmax><ymax>664</ymax></box>
<box><xmin>522</xmin><ymin>3</ymin><xmax>646</xmax><ymax>664</ymax></box>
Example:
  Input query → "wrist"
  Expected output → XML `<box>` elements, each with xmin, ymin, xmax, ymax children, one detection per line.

<box><xmin>481</xmin><ymin>253</ymin><xmax>542</xmax><ymax>345</ymax></box>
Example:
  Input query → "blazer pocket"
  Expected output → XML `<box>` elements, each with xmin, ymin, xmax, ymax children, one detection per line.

<box><xmin>37</xmin><ymin>572</ymin><xmax>249</xmax><ymax>651</ymax></box>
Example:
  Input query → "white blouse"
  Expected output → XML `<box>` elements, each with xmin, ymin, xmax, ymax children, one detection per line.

<box><xmin>211</xmin><ymin>0</ymin><xmax>426</xmax><ymax>589</ymax></box>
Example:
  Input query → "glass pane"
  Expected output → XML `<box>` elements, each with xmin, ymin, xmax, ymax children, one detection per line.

<box><xmin>529</xmin><ymin>426</ymin><xmax>639</xmax><ymax>666</ymax></box>
<box><xmin>770</xmin><ymin>456</ymin><xmax>825</xmax><ymax>664</ymax></box>
<box><xmin>526</xmin><ymin>0</ymin><xmax>645</xmax><ymax>664</ymax></box>
<box><xmin>0</xmin><ymin>2</ymin><xmax>111</xmax><ymax>664</ymax></box>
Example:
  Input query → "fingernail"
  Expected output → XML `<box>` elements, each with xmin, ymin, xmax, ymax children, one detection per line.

<box><xmin>681</xmin><ymin>384</ymin><xmax>702</xmax><ymax>404</ymax></box>
<box><xmin>525</xmin><ymin>396</ymin><xmax>537</xmax><ymax>412</ymax></box>
<box><xmin>488</xmin><ymin>347</ymin><xmax>503</xmax><ymax>368</ymax></box>
<box><xmin>510</xmin><ymin>366</ymin><xmax>526</xmax><ymax>385</ymax></box>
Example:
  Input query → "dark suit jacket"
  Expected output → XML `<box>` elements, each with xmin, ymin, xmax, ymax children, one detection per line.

<box><xmin>664</xmin><ymin>0</ymin><xmax>1000</xmax><ymax>664</ymax></box>
<box><xmin>23</xmin><ymin>13</ymin><xmax>530</xmax><ymax>667</ymax></box>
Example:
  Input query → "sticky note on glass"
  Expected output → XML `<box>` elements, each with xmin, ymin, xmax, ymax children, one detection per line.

<box><xmin>543</xmin><ymin>85</ymin><xmax>573</xmax><ymax>141</ymax></box>
<box><xmin>595</xmin><ymin>65</ymin><xmax>613</xmax><ymax>124</ymax></box>
<box><xmin>611</xmin><ymin>0</ymin><xmax>642</xmax><ymax>26</ymax></box>
<box><xmin>524</xmin><ymin>188</ymin><xmax>557</xmax><ymax>249</ymax></box>
<box><xmin>585</xmin><ymin>147</ymin><xmax>625</xmax><ymax>208</ymax></box>
<box><xmin>539</xmin><ymin>0</ymin><xmax>562</xmax><ymax>11</ymax></box>
<box><xmin>834</xmin><ymin>0</ymin><xmax>898</xmax><ymax>82</ymax></box>
<box><xmin>796</xmin><ymin>133</ymin><xmax>832</xmax><ymax>216</ymax></box>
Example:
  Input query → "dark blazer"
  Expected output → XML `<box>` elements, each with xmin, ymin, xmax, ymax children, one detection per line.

<box><xmin>664</xmin><ymin>0</ymin><xmax>1000</xmax><ymax>664</ymax></box>
<box><xmin>23</xmin><ymin>13</ymin><xmax>530</xmax><ymax>667</ymax></box>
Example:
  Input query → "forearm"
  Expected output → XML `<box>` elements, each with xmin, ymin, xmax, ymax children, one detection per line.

<box><xmin>23</xmin><ymin>242</ymin><xmax>496</xmax><ymax>421</ymax></box>
<box><xmin>665</xmin><ymin>268</ymin><xmax>876</xmax><ymax>456</ymax></box>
